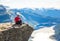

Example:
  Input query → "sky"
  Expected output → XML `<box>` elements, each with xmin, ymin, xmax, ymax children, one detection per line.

<box><xmin>0</xmin><ymin>0</ymin><xmax>60</xmax><ymax>9</ymax></box>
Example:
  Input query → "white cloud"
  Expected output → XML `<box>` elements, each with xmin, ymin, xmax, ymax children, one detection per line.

<box><xmin>29</xmin><ymin>25</ymin><xmax>55</xmax><ymax>41</ymax></box>
<box><xmin>0</xmin><ymin>0</ymin><xmax>60</xmax><ymax>9</ymax></box>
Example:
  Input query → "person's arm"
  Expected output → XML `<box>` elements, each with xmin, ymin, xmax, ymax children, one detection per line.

<box><xmin>18</xmin><ymin>17</ymin><xmax>21</xmax><ymax>21</ymax></box>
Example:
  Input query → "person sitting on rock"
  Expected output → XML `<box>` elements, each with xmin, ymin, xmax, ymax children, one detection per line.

<box><xmin>14</xmin><ymin>15</ymin><xmax>22</xmax><ymax>25</ymax></box>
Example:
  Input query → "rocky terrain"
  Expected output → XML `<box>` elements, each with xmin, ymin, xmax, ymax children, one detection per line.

<box><xmin>0</xmin><ymin>23</ymin><xmax>34</xmax><ymax>41</ymax></box>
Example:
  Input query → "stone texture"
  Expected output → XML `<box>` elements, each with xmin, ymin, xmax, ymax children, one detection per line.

<box><xmin>0</xmin><ymin>24</ymin><xmax>34</xmax><ymax>41</ymax></box>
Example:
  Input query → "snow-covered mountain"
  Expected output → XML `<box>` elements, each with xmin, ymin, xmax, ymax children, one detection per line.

<box><xmin>0</xmin><ymin>5</ymin><xmax>10</xmax><ymax>23</ymax></box>
<box><xmin>0</xmin><ymin>5</ymin><xmax>60</xmax><ymax>41</ymax></box>
<box><xmin>0</xmin><ymin>5</ymin><xmax>60</xmax><ymax>29</ymax></box>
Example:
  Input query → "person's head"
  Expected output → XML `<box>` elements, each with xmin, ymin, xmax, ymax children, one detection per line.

<box><xmin>17</xmin><ymin>15</ymin><xmax>20</xmax><ymax>17</ymax></box>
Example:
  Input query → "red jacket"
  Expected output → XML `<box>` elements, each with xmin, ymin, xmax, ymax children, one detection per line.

<box><xmin>14</xmin><ymin>16</ymin><xmax>21</xmax><ymax>22</ymax></box>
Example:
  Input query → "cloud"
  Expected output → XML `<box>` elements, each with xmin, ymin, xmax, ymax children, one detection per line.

<box><xmin>0</xmin><ymin>0</ymin><xmax>60</xmax><ymax>9</ymax></box>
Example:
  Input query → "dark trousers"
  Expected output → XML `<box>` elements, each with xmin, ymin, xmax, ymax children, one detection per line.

<box><xmin>16</xmin><ymin>20</ymin><xmax>22</xmax><ymax>25</ymax></box>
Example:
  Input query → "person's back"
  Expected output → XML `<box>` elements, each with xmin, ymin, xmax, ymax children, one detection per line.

<box><xmin>14</xmin><ymin>15</ymin><xmax>22</xmax><ymax>25</ymax></box>
<box><xmin>15</xmin><ymin>16</ymin><xmax>21</xmax><ymax>22</ymax></box>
